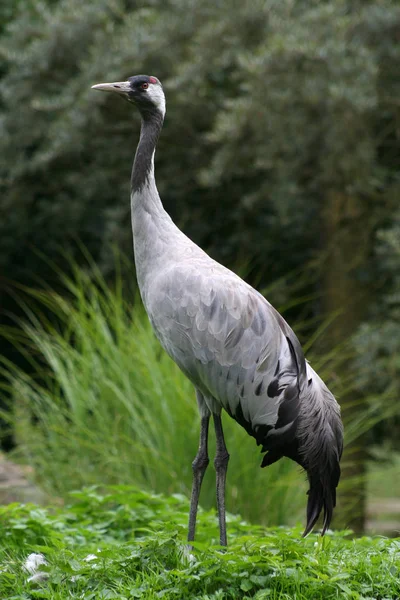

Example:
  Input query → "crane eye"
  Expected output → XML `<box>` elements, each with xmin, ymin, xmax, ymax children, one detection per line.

<box><xmin>141</xmin><ymin>83</ymin><xmax>149</xmax><ymax>90</ymax></box>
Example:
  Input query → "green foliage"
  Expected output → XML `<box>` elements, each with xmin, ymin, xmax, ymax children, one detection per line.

<box><xmin>1</xmin><ymin>487</ymin><xmax>400</xmax><ymax>599</ymax></box>
<box><xmin>0</xmin><ymin>0</ymin><xmax>399</xmax><ymax>281</ymax></box>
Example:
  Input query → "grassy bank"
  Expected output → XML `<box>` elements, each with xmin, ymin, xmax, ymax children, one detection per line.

<box><xmin>1</xmin><ymin>487</ymin><xmax>399</xmax><ymax>599</ymax></box>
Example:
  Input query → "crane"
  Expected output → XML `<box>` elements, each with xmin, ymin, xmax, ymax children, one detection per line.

<box><xmin>92</xmin><ymin>75</ymin><xmax>343</xmax><ymax>546</ymax></box>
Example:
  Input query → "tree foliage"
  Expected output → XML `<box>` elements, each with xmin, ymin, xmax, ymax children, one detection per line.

<box><xmin>1</xmin><ymin>0</ymin><xmax>398</xmax><ymax>280</ymax></box>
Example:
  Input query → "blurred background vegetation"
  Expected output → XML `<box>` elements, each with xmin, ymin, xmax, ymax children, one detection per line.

<box><xmin>1</xmin><ymin>0</ymin><xmax>400</xmax><ymax>534</ymax></box>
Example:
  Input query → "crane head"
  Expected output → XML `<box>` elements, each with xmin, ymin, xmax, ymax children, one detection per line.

<box><xmin>91</xmin><ymin>75</ymin><xmax>165</xmax><ymax>117</ymax></box>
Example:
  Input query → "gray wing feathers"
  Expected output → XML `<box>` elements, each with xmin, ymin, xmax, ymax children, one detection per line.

<box><xmin>147</xmin><ymin>264</ymin><xmax>299</xmax><ymax>436</ymax></box>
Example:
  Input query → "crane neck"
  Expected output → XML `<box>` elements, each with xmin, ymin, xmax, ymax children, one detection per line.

<box><xmin>131</xmin><ymin>110</ymin><xmax>164</xmax><ymax>194</ymax></box>
<box><xmin>130</xmin><ymin>106</ymin><xmax>183</xmax><ymax>295</ymax></box>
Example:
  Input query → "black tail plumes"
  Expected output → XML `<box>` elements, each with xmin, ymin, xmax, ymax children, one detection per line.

<box><xmin>260</xmin><ymin>340</ymin><xmax>343</xmax><ymax>536</ymax></box>
<box><xmin>303</xmin><ymin>455</ymin><xmax>341</xmax><ymax>537</ymax></box>
<box><xmin>297</xmin><ymin>367</ymin><xmax>343</xmax><ymax>536</ymax></box>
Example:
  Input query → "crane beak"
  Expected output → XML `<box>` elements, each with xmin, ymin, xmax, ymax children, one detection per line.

<box><xmin>91</xmin><ymin>81</ymin><xmax>131</xmax><ymax>96</ymax></box>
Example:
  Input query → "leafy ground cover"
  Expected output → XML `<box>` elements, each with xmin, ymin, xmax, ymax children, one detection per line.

<box><xmin>0</xmin><ymin>487</ymin><xmax>399</xmax><ymax>600</ymax></box>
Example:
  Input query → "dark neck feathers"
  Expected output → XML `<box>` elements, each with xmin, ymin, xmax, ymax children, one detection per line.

<box><xmin>131</xmin><ymin>109</ymin><xmax>164</xmax><ymax>193</ymax></box>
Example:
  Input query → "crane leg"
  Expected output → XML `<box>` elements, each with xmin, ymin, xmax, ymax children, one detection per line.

<box><xmin>213</xmin><ymin>413</ymin><xmax>230</xmax><ymax>546</ymax></box>
<box><xmin>188</xmin><ymin>413</ymin><xmax>210</xmax><ymax>544</ymax></box>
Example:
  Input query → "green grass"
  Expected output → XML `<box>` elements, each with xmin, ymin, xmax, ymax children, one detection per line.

<box><xmin>0</xmin><ymin>487</ymin><xmax>399</xmax><ymax>600</ymax></box>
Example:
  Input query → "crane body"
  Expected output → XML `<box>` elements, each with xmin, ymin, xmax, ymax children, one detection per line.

<box><xmin>92</xmin><ymin>75</ymin><xmax>343</xmax><ymax>546</ymax></box>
